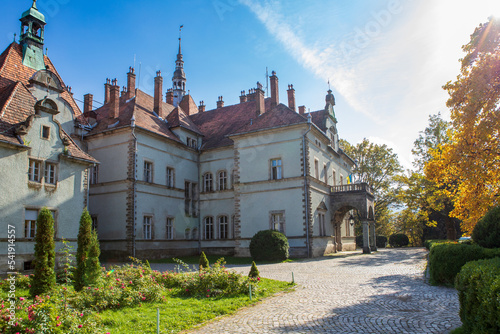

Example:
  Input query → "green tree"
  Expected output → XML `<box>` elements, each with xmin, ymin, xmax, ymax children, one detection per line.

<box><xmin>199</xmin><ymin>251</ymin><xmax>209</xmax><ymax>270</ymax></box>
<box><xmin>85</xmin><ymin>229</ymin><xmax>101</xmax><ymax>285</ymax></box>
<box><xmin>74</xmin><ymin>208</ymin><xmax>93</xmax><ymax>291</ymax></box>
<box><xmin>340</xmin><ymin>138</ymin><xmax>403</xmax><ymax>235</ymax></box>
<box><xmin>427</xmin><ymin>17</ymin><xmax>500</xmax><ymax>233</ymax></box>
<box><xmin>30</xmin><ymin>207</ymin><xmax>56</xmax><ymax>297</ymax></box>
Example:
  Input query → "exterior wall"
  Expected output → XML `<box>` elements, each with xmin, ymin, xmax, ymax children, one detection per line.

<box><xmin>30</xmin><ymin>88</ymin><xmax>76</xmax><ymax>137</ymax></box>
<box><xmin>0</xmin><ymin>110</ymin><xmax>89</xmax><ymax>272</ymax></box>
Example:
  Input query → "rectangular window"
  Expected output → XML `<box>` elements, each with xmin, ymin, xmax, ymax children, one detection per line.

<box><xmin>41</xmin><ymin>125</ymin><xmax>50</xmax><ymax>139</ymax></box>
<box><xmin>271</xmin><ymin>158</ymin><xmax>282</xmax><ymax>180</ymax></box>
<box><xmin>25</xmin><ymin>209</ymin><xmax>38</xmax><ymax>238</ymax></box>
<box><xmin>185</xmin><ymin>181</ymin><xmax>192</xmax><ymax>216</ymax></box>
<box><xmin>191</xmin><ymin>183</ymin><xmax>198</xmax><ymax>217</ymax></box>
<box><xmin>45</xmin><ymin>162</ymin><xmax>57</xmax><ymax>184</ymax></box>
<box><xmin>143</xmin><ymin>216</ymin><xmax>152</xmax><ymax>240</ymax></box>
<box><xmin>314</xmin><ymin>159</ymin><xmax>319</xmax><ymax>179</ymax></box>
<box><xmin>203</xmin><ymin>173</ymin><xmax>213</xmax><ymax>192</ymax></box>
<box><xmin>332</xmin><ymin>170</ymin><xmax>336</xmax><ymax>186</ymax></box>
<box><xmin>166</xmin><ymin>167</ymin><xmax>174</xmax><ymax>187</ymax></box>
<box><xmin>187</xmin><ymin>137</ymin><xmax>197</xmax><ymax>148</ymax></box>
<box><xmin>204</xmin><ymin>217</ymin><xmax>214</xmax><ymax>240</ymax></box>
<box><xmin>218</xmin><ymin>216</ymin><xmax>228</xmax><ymax>239</ymax></box>
<box><xmin>91</xmin><ymin>216</ymin><xmax>98</xmax><ymax>231</ymax></box>
<box><xmin>28</xmin><ymin>159</ymin><xmax>42</xmax><ymax>182</ymax></box>
<box><xmin>270</xmin><ymin>212</ymin><xmax>285</xmax><ymax>234</ymax></box>
<box><xmin>323</xmin><ymin>164</ymin><xmax>327</xmax><ymax>184</ymax></box>
<box><xmin>340</xmin><ymin>175</ymin><xmax>344</xmax><ymax>185</ymax></box>
<box><xmin>218</xmin><ymin>171</ymin><xmax>227</xmax><ymax>191</ymax></box>
<box><xmin>90</xmin><ymin>165</ymin><xmax>98</xmax><ymax>184</ymax></box>
<box><xmin>166</xmin><ymin>217</ymin><xmax>174</xmax><ymax>240</ymax></box>
<box><xmin>319</xmin><ymin>212</ymin><xmax>326</xmax><ymax>236</ymax></box>
<box><xmin>143</xmin><ymin>161</ymin><xmax>153</xmax><ymax>183</ymax></box>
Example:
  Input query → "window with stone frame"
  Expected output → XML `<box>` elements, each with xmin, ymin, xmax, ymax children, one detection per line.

<box><xmin>143</xmin><ymin>161</ymin><xmax>153</xmax><ymax>183</ymax></box>
<box><xmin>28</xmin><ymin>158</ymin><xmax>42</xmax><ymax>182</ymax></box>
<box><xmin>89</xmin><ymin>165</ymin><xmax>98</xmax><ymax>184</ymax></box>
<box><xmin>314</xmin><ymin>159</ymin><xmax>319</xmax><ymax>179</ymax></box>
<box><xmin>143</xmin><ymin>216</ymin><xmax>153</xmax><ymax>240</ymax></box>
<box><xmin>332</xmin><ymin>169</ymin><xmax>336</xmax><ymax>186</ymax></box>
<box><xmin>204</xmin><ymin>216</ymin><xmax>214</xmax><ymax>240</ymax></box>
<box><xmin>217</xmin><ymin>170</ymin><xmax>227</xmax><ymax>191</ymax></box>
<box><xmin>166</xmin><ymin>217</ymin><xmax>174</xmax><ymax>240</ymax></box>
<box><xmin>191</xmin><ymin>182</ymin><xmax>198</xmax><ymax>217</ymax></box>
<box><xmin>323</xmin><ymin>164</ymin><xmax>328</xmax><ymax>184</ymax></box>
<box><xmin>44</xmin><ymin>162</ymin><xmax>57</xmax><ymax>185</ymax></box>
<box><xmin>25</xmin><ymin>209</ymin><xmax>37</xmax><ymax>239</ymax></box>
<box><xmin>319</xmin><ymin>212</ymin><xmax>326</xmax><ymax>236</ymax></box>
<box><xmin>218</xmin><ymin>215</ymin><xmax>228</xmax><ymax>239</ymax></box>
<box><xmin>270</xmin><ymin>158</ymin><xmax>282</xmax><ymax>180</ymax></box>
<box><xmin>41</xmin><ymin>125</ymin><xmax>50</xmax><ymax>139</ymax></box>
<box><xmin>270</xmin><ymin>211</ymin><xmax>285</xmax><ymax>234</ymax></box>
<box><xmin>203</xmin><ymin>173</ymin><xmax>213</xmax><ymax>192</ymax></box>
<box><xmin>166</xmin><ymin>167</ymin><xmax>175</xmax><ymax>188</ymax></box>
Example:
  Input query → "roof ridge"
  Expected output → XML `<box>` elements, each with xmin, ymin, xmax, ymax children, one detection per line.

<box><xmin>0</xmin><ymin>42</ymin><xmax>16</xmax><ymax>79</ymax></box>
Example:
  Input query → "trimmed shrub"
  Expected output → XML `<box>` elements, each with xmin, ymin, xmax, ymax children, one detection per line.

<box><xmin>199</xmin><ymin>251</ymin><xmax>210</xmax><ymax>270</ymax></box>
<box><xmin>424</xmin><ymin>239</ymin><xmax>449</xmax><ymax>250</ymax></box>
<box><xmin>429</xmin><ymin>243</ymin><xmax>500</xmax><ymax>285</ymax></box>
<box><xmin>455</xmin><ymin>257</ymin><xmax>500</xmax><ymax>334</ymax></box>
<box><xmin>30</xmin><ymin>207</ymin><xmax>56</xmax><ymax>297</ymax></box>
<box><xmin>249</xmin><ymin>230</ymin><xmax>289</xmax><ymax>262</ymax></box>
<box><xmin>74</xmin><ymin>208</ymin><xmax>93</xmax><ymax>291</ymax></box>
<box><xmin>472</xmin><ymin>206</ymin><xmax>500</xmax><ymax>248</ymax></box>
<box><xmin>389</xmin><ymin>234</ymin><xmax>409</xmax><ymax>247</ymax></box>
<box><xmin>249</xmin><ymin>261</ymin><xmax>260</xmax><ymax>278</ymax></box>
<box><xmin>376</xmin><ymin>236</ymin><xmax>387</xmax><ymax>248</ymax></box>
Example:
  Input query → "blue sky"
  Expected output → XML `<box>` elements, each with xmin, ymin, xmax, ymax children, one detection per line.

<box><xmin>2</xmin><ymin>0</ymin><xmax>499</xmax><ymax>169</ymax></box>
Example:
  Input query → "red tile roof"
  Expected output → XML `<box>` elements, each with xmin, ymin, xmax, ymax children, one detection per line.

<box><xmin>88</xmin><ymin>89</ymin><xmax>181</xmax><ymax>143</ymax></box>
<box><xmin>310</xmin><ymin>109</ymin><xmax>328</xmax><ymax>132</ymax></box>
<box><xmin>167</xmin><ymin>105</ymin><xmax>203</xmax><ymax>135</ymax></box>
<box><xmin>0</xmin><ymin>42</ymin><xmax>96</xmax><ymax>163</ymax></box>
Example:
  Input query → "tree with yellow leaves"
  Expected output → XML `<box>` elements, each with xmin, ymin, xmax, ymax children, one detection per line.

<box><xmin>426</xmin><ymin>17</ymin><xmax>500</xmax><ymax>233</ymax></box>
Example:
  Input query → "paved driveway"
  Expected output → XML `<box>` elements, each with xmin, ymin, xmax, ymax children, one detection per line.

<box><xmin>175</xmin><ymin>248</ymin><xmax>461</xmax><ymax>334</ymax></box>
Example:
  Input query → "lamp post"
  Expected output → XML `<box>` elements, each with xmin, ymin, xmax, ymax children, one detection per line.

<box><xmin>349</xmin><ymin>214</ymin><xmax>355</xmax><ymax>235</ymax></box>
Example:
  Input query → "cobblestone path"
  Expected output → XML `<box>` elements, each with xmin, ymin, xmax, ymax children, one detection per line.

<box><xmin>181</xmin><ymin>248</ymin><xmax>461</xmax><ymax>334</ymax></box>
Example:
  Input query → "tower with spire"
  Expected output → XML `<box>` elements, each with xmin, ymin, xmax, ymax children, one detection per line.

<box><xmin>19</xmin><ymin>0</ymin><xmax>46</xmax><ymax>71</ymax></box>
<box><xmin>172</xmin><ymin>25</ymin><xmax>186</xmax><ymax>107</ymax></box>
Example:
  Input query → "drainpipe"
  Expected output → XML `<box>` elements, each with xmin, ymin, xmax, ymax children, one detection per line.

<box><xmin>131</xmin><ymin>116</ymin><xmax>137</xmax><ymax>258</ymax></box>
<box><xmin>197</xmin><ymin>142</ymin><xmax>202</xmax><ymax>254</ymax></box>
<box><xmin>303</xmin><ymin>114</ymin><xmax>312</xmax><ymax>258</ymax></box>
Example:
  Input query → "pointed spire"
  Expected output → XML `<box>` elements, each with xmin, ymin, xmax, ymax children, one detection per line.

<box><xmin>178</xmin><ymin>25</ymin><xmax>183</xmax><ymax>55</ymax></box>
<box><xmin>32</xmin><ymin>0</ymin><xmax>37</xmax><ymax>9</ymax></box>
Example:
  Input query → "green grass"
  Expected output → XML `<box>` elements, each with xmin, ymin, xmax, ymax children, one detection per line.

<box><xmin>99</xmin><ymin>278</ymin><xmax>294</xmax><ymax>333</ymax></box>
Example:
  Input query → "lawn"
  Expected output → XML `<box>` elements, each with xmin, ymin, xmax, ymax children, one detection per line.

<box><xmin>0</xmin><ymin>260</ymin><xmax>294</xmax><ymax>333</ymax></box>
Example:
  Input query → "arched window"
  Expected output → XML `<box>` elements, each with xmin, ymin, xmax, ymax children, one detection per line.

<box><xmin>218</xmin><ymin>170</ymin><xmax>227</xmax><ymax>191</ymax></box>
<box><xmin>218</xmin><ymin>215</ymin><xmax>228</xmax><ymax>239</ymax></box>
<box><xmin>204</xmin><ymin>217</ymin><xmax>214</xmax><ymax>240</ymax></box>
<box><xmin>203</xmin><ymin>173</ymin><xmax>213</xmax><ymax>192</ymax></box>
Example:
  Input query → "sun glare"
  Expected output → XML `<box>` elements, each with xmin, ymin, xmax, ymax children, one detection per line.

<box><xmin>486</xmin><ymin>0</ymin><xmax>500</xmax><ymax>18</ymax></box>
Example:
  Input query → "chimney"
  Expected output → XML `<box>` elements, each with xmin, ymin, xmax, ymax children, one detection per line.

<box><xmin>109</xmin><ymin>79</ymin><xmax>120</xmax><ymax>119</ymax></box>
<box><xmin>104</xmin><ymin>78</ymin><xmax>111</xmax><ymax>104</ymax></box>
<box><xmin>270</xmin><ymin>70</ymin><xmax>279</xmax><ymax>108</ymax></box>
<box><xmin>256</xmin><ymin>82</ymin><xmax>265</xmax><ymax>116</ymax></box>
<box><xmin>239</xmin><ymin>90</ymin><xmax>247</xmax><ymax>103</ymax></box>
<box><xmin>127</xmin><ymin>67</ymin><xmax>136</xmax><ymax>99</ymax></box>
<box><xmin>216</xmin><ymin>96</ymin><xmax>224</xmax><ymax>109</ymax></box>
<box><xmin>166</xmin><ymin>89</ymin><xmax>174</xmax><ymax>105</ymax></box>
<box><xmin>287</xmin><ymin>84</ymin><xmax>296</xmax><ymax>112</ymax></box>
<box><xmin>121</xmin><ymin>86</ymin><xmax>127</xmax><ymax>98</ymax></box>
<box><xmin>154</xmin><ymin>71</ymin><xmax>164</xmax><ymax>118</ymax></box>
<box><xmin>83</xmin><ymin>94</ymin><xmax>93</xmax><ymax>114</ymax></box>
<box><xmin>198</xmin><ymin>101</ymin><xmax>205</xmax><ymax>113</ymax></box>
<box><xmin>298</xmin><ymin>105</ymin><xmax>306</xmax><ymax>115</ymax></box>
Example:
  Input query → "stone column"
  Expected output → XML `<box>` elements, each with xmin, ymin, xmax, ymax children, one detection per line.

<box><xmin>369</xmin><ymin>221</ymin><xmax>377</xmax><ymax>251</ymax></box>
<box><xmin>362</xmin><ymin>220</ymin><xmax>371</xmax><ymax>254</ymax></box>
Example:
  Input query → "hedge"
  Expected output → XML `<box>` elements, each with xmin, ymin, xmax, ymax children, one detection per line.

<box><xmin>455</xmin><ymin>257</ymin><xmax>500</xmax><ymax>334</ymax></box>
<box><xmin>472</xmin><ymin>206</ymin><xmax>500</xmax><ymax>249</ymax></box>
<box><xmin>389</xmin><ymin>234</ymin><xmax>409</xmax><ymax>247</ymax></box>
<box><xmin>355</xmin><ymin>235</ymin><xmax>387</xmax><ymax>248</ymax></box>
<box><xmin>429</xmin><ymin>243</ymin><xmax>500</xmax><ymax>285</ymax></box>
<box><xmin>249</xmin><ymin>230</ymin><xmax>289</xmax><ymax>262</ymax></box>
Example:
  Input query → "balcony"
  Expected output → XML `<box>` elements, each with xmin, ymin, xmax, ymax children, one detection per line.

<box><xmin>331</xmin><ymin>182</ymin><xmax>373</xmax><ymax>195</ymax></box>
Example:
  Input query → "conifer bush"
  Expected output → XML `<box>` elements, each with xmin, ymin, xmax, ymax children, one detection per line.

<box><xmin>74</xmin><ymin>208</ymin><xmax>93</xmax><ymax>291</ymax></box>
<box><xmin>471</xmin><ymin>206</ymin><xmax>500</xmax><ymax>248</ymax></box>
<box><xmin>199</xmin><ymin>251</ymin><xmax>210</xmax><ymax>270</ymax></box>
<box><xmin>249</xmin><ymin>230</ymin><xmax>289</xmax><ymax>262</ymax></box>
<box><xmin>249</xmin><ymin>261</ymin><xmax>260</xmax><ymax>278</ymax></box>
<box><xmin>85</xmin><ymin>229</ymin><xmax>102</xmax><ymax>286</ymax></box>
<box><xmin>30</xmin><ymin>207</ymin><xmax>56</xmax><ymax>297</ymax></box>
